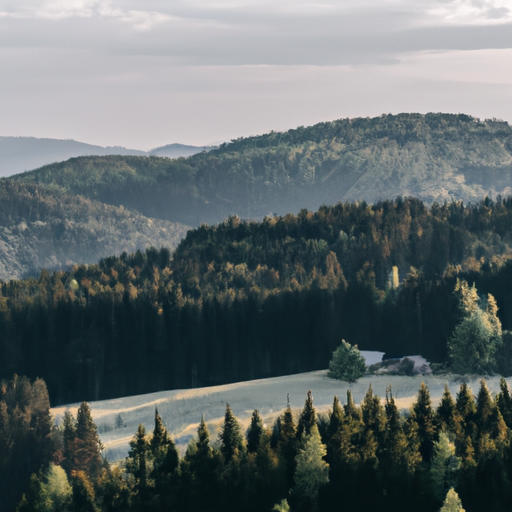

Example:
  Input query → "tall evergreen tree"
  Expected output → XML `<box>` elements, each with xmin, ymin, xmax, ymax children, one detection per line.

<box><xmin>74</xmin><ymin>402</ymin><xmax>103</xmax><ymax>482</ymax></box>
<box><xmin>297</xmin><ymin>390</ymin><xmax>316</xmax><ymax>441</ymax></box>
<box><xmin>475</xmin><ymin>379</ymin><xmax>494</xmax><ymax>436</ymax></box>
<box><xmin>277</xmin><ymin>404</ymin><xmax>298</xmax><ymax>490</ymax></box>
<box><xmin>455</xmin><ymin>383</ymin><xmax>477</xmax><ymax>442</ymax></box>
<box><xmin>409</xmin><ymin>382</ymin><xmax>436</xmax><ymax>462</ymax></box>
<box><xmin>292</xmin><ymin>424</ymin><xmax>329</xmax><ymax>512</ymax></box>
<box><xmin>437</xmin><ymin>385</ymin><xmax>458</xmax><ymax>432</ymax></box>
<box><xmin>430</xmin><ymin>433</ymin><xmax>461</xmax><ymax>503</ymax></box>
<box><xmin>246</xmin><ymin>409</ymin><xmax>264</xmax><ymax>454</ymax></box>
<box><xmin>496</xmin><ymin>377</ymin><xmax>512</xmax><ymax>429</ymax></box>
<box><xmin>125</xmin><ymin>424</ymin><xmax>151</xmax><ymax>507</ymax></box>
<box><xmin>219</xmin><ymin>404</ymin><xmax>244</xmax><ymax>462</ymax></box>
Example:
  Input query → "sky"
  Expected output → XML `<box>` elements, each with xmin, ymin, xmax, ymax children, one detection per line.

<box><xmin>1</xmin><ymin>0</ymin><xmax>512</xmax><ymax>150</ymax></box>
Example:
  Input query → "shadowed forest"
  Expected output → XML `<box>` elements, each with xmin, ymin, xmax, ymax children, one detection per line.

<box><xmin>2</xmin><ymin>197</ymin><xmax>512</xmax><ymax>405</ymax></box>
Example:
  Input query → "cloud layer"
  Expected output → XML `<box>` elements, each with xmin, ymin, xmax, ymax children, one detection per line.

<box><xmin>1</xmin><ymin>0</ymin><xmax>511</xmax><ymax>148</ymax></box>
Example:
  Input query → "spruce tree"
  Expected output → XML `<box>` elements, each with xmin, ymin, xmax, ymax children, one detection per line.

<box><xmin>344</xmin><ymin>389</ymin><xmax>362</xmax><ymax>421</ymax></box>
<box><xmin>437</xmin><ymin>385</ymin><xmax>457</xmax><ymax>432</ymax></box>
<box><xmin>496</xmin><ymin>377</ymin><xmax>512</xmax><ymax>428</ymax></box>
<box><xmin>74</xmin><ymin>402</ymin><xmax>103</xmax><ymax>482</ymax></box>
<box><xmin>292</xmin><ymin>424</ymin><xmax>329</xmax><ymax>511</ymax></box>
<box><xmin>430</xmin><ymin>432</ymin><xmax>461</xmax><ymax>502</ymax></box>
<box><xmin>297</xmin><ymin>390</ymin><xmax>316</xmax><ymax>441</ymax></box>
<box><xmin>278</xmin><ymin>404</ymin><xmax>298</xmax><ymax>489</ymax></box>
<box><xmin>246</xmin><ymin>409</ymin><xmax>264</xmax><ymax>453</ymax></box>
<box><xmin>475</xmin><ymin>379</ymin><xmax>494</xmax><ymax>435</ymax></box>
<box><xmin>150</xmin><ymin>407</ymin><xmax>169</xmax><ymax>457</ymax></box>
<box><xmin>409</xmin><ymin>382</ymin><xmax>436</xmax><ymax>462</ymax></box>
<box><xmin>455</xmin><ymin>383</ymin><xmax>477</xmax><ymax>441</ymax></box>
<box><xmin>150</xmin><ymin>408</ymin><xmax>180</xmax><ymax>510</ymax></box>
<box><xmin>361</xmin><ymin>384</ymin><xmax>386</xmax><ymax>441</ymax></box>
<box><xmin>62</xmin><ymin>409</ymin><xmax>77</xmax><ymax>476</ymax></box>
<box><xmin>126</xmin><ymin>424</ymin><xmax>151</xmax><ymax>503</ymax></box>
<box><xmin>219</xmin><ymin>404</ymin><xmax>244</xmax><ymax>462</ymax></box>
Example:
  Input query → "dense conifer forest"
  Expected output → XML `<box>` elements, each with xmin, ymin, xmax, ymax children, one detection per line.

<box><xmin>2</xmin><ymin>197</ymin><xmax>512</xmax><ymax>405</ymax></box>
<box><xmin>4</xmin><ymin>113</ymin><xmax>512</xmax><ymax>280</ymax></box>
<box><xmin>4</xmin><ymin>375</ymin><xmax>512</xmax><ymax>512</ymax></box>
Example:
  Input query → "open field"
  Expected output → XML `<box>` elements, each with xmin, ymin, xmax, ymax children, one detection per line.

<box><xmin>52</xmin><ymin>370</ymin><xmax>512</xmax><ymax>462</ymax></box>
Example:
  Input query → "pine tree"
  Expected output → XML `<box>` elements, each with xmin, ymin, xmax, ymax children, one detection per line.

<box><xmin>75</xmin><ymin>402</ymin><xmax>103</xmax><ymax>482</ymax></box>
<box><xmin>219</xmin><ymin>404</ymin><xmax>244</xmax><ymax>462</ymax></box>
<box><xmin>430</xmin><ymin>432</ymin><xmax>461</xmax><ymax>502</ymax></box>
<box><xmin>361</xmin><ymin>384</ymin><xmax>386</xmax><ymax>442</ymax></box>
<box><xmin>292</xmin><ymin>424</ymin><xmax>329</xmax><ymax>511</ymax></box>
<box><xmin>246</xmin><ymin>409</ymin><xmax>264</xmax><ymax>453</ymax></box>
<box><xmin>278</xmin><ymin>404</ymin><xmax>298</xmax><ymax>489</ymax></box>
<box><xmin>409</xmin><ymin>382</ymin><xmax>436</xmax><ymax>462</ymax></box>
<box><xmin>297</xmin><ymin>390</ymin><xmax>317</xmax><ymax>441</ymax></box>
<box><xmin>455</xmin><ymin>383</ymin><xmax>477</xmax><ymax>441</ymax></box>
<box><xmin>344</xmin><ymin>389</ymin><xmax>362</xmax><ymax>421</ymax></box>
<box><xmin>149</xmin><ymin>408</ymin><xmax>180</xmax><ymax>510</ymax></box>
<box><xmin>440</xmin><ymin>488</ymin><xmax>465</xmax><ymax>512</ymax></box>
<box><xmin>448</xmin><ymin>281</ymin><xmax>502</xmax><ymax>374</ymax></box>
<box><xmin>62</xmin><ymin>409</ymin><xmax>77</xmax><ymax>476</ymax></box>
<box><xmin>325</xmin><ymin>396</ymin><xmax>345</xmax><ymax>479</ymax></box>
<box><xmin>126</xmin><ymin>424</ymin><xmax>151</xmax><ymax>504</ymax></box>
<box><xmin>327</xmin><ymin>340</ymin><xmax>366</xmax><ymax>382</ymax></box>
<box><xmin>183</xmin><ymin>417</ymin><xmax>222</xmax><ymax>512</ymax></box>
<box><xmin>475</xmin><ymin>379</ymin><xmax>494</xmax><ymax>436</ymax></box>
<box><xmin>71</xmin><ymin>471</ymin><xmax>98</xmax><ymax>512</ymax></box>
<box><xmin>150</xmin><ymin>407</ymin><xmax>169</xmax><ymax>457</ymax></box>
<box><xmin>496</xmin><ymin>377</ymin><xmax>512</xmax><ymax>428</ymax></box>
<box><xmin>437</xmin><ymin>385</ymin><xmax>458</xmax><ymax>432</ymax></box>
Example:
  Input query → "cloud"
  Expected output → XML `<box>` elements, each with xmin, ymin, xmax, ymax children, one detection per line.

<box><xmin>0</xmin><ymin>0</ymin><xmax>511</xmax><ymax>147</ymax></box>
<box><xmin>427</xmin><ymin>0</ymin><xmax>512</xmax><ymax>26</ymax></box>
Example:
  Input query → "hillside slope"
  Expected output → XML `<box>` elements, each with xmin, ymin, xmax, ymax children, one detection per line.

<box><xmin>13</xmin><ymin>113</ymin><xmax>512</xmax><ymax>226</ymax></box>
<box><xmin>51</xmin><ymin>371</ymin><xmax>512</xmax><ymax>461</ymax></box>
<box><xmin>0</xmin><ymin>180</ymin><xmax>189</xmax><ymax>280</ymax></box>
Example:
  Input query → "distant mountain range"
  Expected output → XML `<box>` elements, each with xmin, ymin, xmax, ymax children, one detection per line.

<box><xmin>0</xmin><ymin>136</ymin><xmax>213</xmax><ymax>177</ymax></box>
<box><xmin>3</xmin><ymin>112</ymin><xmax>512</xmax><ymax>280</ymax></box>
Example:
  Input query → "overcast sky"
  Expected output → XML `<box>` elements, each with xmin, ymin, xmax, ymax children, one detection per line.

<box><xmin>1</xmin><ymin>0</ymin><xmax>512</xmax><ymax>149</ymax></box>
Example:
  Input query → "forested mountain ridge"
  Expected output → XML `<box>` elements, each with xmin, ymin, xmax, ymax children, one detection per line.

<box><xmin>13</xmin><ymin>113</ymin><xmax>512</xmax><ymax>226</ymax></box>
<box><xmin>0</xmin><ymin>179</ymin><xmax>190</xmax><ymax>280</ymax></box>
<box><xmin>0</xmin><ymin>136</ymin><xmax>212</xmax><ymax>177</ymax></box>
<box><xmin>3</xmin><ymin>197</ymin><xmax>512</xmax><ymax>405</ymax></box>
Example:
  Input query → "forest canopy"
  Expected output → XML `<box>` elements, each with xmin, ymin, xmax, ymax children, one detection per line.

<box><xmin>1</xmin><ymin>197</ymin><xmax>512</xmax><ymax>404</ymax></box>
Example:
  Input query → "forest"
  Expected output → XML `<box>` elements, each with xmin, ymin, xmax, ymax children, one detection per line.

<box><xmin>1</xmin><ymin>197</ymin><xmax>512</xmax><ymax>405</ymax></box>
<box><xmin>3</xmin><ymin>374</ymin><xmax>512</xmax><ymax>512</ymax></box>
<box><xmin>0</xmin><ymin>179</ymin><xmax>188</xmax><ymax>281</ymax></box>
<box><xmin>13</xmin><ymin>113</ymin><xmax>512</xmax><ymax>227</ymax></box>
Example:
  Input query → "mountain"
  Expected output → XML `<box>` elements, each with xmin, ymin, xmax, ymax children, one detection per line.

<box><xmin>149</xmin><ymin>143</ymin><xmax>213</xmax><ymax>158</ymax></box>
<box><xmin>0</xmin><ymin>136</ymin><xmax>211</xmax><ymax>177</ymax></box>
<box><xmin>13</xmin><ymin>113</ymin><xmax>512</xmax><ymax>227</ymax></box>
<box><xmin>0</xmin><ymin>179</ymin><xmax>190</xmax><ymax>280</ymax></box>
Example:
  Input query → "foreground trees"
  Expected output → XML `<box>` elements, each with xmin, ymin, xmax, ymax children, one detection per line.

<box><xmin>7</xmin><ymin>377</ymin><xmax>512</xmax><ymax>512</ymax></box>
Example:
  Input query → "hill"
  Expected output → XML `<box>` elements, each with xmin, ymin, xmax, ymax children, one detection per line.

<box><xmin>0</xmin><ymin>180</ymin><xmax>190</xmax><ymax>280</ymax></box>
<box><xmin>13</xmin><ymin>113</ymin><xmax>512</xmax><ymax>226</ymax></box>
<box><xmin>0</xmin><ymin>136</ymin><xmax>210</xmax><ymax>177</ymax></box>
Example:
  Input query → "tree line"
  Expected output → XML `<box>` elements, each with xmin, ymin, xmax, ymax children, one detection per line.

<box><xmin>8</xmin><ymin>375</ymin><xmax>512</xmax><ymax>512</ymax></box>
